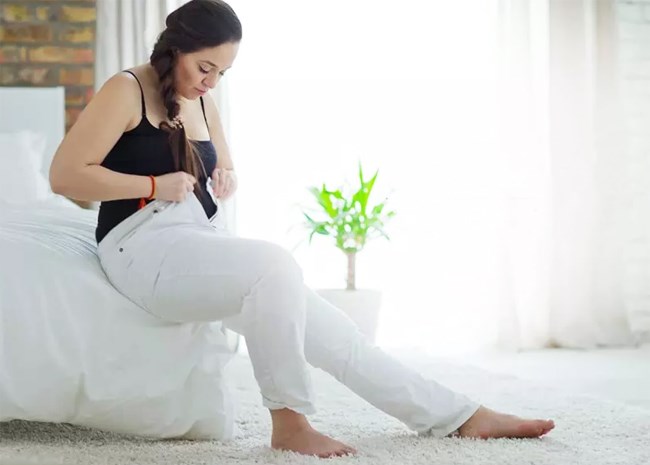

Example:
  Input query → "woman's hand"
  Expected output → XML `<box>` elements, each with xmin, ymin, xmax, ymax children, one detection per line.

<box><xmin>154</xmin><ymin>172</ymin><xmax>196</xmax><ymax>202</ymax></box>
<box><xmin>211</xmin><ymin>168</ymin><xmax>237</xmax><ymax>201</ymax></box>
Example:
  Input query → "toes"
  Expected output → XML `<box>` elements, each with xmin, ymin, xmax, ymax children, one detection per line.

<box><xmin>540</xmin><ymin>420</ymin><xmax>555</xmax><ymax>434</ymax></box>
<box><xmin>317</xmin><ymin>444</ymin><xmax>356</xmax><ymax>458</ymax></box>
<box><xmin>317</xmin><ymin>448</ymin><xmax>341</xmax><ymax>459</ymax></box>
<box><xmin>531</xmin><ymin>420</ymin><xmax>555</xmax><ymax>437</ymax></box>
<box><xmin>541</xmin><ymin>423</ymin><xmax>555</xmax><ymax>435</ymax></box>
<box><xmin>338</xmin><ymin>444</ymin><xmax>357</xmax><ymax>456</ymax></box>
<box><xmin>330</xmin><ymin>447</ymin><xmax>352</xmax><ymax>458</ymax></box>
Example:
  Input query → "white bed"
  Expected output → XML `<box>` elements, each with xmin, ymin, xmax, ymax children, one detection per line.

<box><xmin>0</xmin><ymin>87</ymin><xmax>235</xmax><ymax>439</ymax></box>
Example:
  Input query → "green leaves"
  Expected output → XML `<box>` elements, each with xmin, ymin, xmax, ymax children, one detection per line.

<box><xmin>301</xmin><ymin>161</ymin><xmax>396</xmax><ymax>254</ymax></box>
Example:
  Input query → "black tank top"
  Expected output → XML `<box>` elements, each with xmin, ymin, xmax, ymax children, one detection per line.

<box><xmin>95</xmin><ymin>70</ymin><xmax>218</xmax><ymax>244</ymax></box>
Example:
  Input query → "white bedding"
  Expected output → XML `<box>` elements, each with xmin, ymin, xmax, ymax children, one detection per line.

<box><xmin>0</xmin><ymin>199</ymin><xmax>235</xmax><ymax>439</ymax></box>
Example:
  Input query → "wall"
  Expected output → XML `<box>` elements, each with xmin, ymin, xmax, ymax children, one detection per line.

<box><xmin>616</xmin><ymin>1</ymin><xmax>650</xmax><ymax>155</ymax></box>
<box><xmin>615</xmin><ymin>0</ymin><xmax>650</xmax><ymax>339</ymax></box>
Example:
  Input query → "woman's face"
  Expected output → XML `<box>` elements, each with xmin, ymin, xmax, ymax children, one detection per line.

<box><xmin>175</xmin><ymin>41</ymin><xmax>239</xmax><ymax>99</ymax></box>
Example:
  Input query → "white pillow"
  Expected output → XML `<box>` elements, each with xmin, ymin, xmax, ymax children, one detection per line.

<box><xmin>0</xmin><ymin>130</ymin><xmax>53</xmax><ymax>204</ymax></box>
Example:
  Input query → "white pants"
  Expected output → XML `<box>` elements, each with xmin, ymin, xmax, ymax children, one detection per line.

<box><xmin>96</xmin><ymin>194</ymin><xmax>479</xmax><ymax>436</ymax></box>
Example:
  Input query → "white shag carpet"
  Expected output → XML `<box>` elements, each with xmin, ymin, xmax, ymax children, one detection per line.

<box><xmin>1</xmin><ymin>353</ymin><xmax>648</xmax><ymax>465</ymax></box>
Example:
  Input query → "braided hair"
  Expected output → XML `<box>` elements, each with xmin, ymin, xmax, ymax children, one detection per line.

<box><xmin>149</xmin><ymin>0</ymin><xmax>242</xmax><ymax>184</ymax></box>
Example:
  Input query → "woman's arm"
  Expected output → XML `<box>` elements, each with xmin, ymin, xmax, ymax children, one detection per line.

<box><xmin>203</xmin><ymin>93</ymin><xmax>234</xmax><ymax>170</ymax></box>
<box><xmin>49</xmin><ymin>73</ymin><xmax>152</xmax><ymax>202</ymax></box>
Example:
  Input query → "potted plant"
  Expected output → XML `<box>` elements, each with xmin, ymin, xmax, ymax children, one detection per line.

<box><xmin>301</xmin><ymin>161</ymin><xmax>396</xmax><ymax>343</ymax></box>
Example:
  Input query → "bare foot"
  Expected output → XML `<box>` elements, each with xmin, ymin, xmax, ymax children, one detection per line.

<box><xmin>457</xmin><ymin>406</ymin><xmax>555</xmax><ymax>439</ymax></box>
<box><xmin>269</xmin><ymin>408</ymin><xmax>356</xmax><ymax>458</ymax></box>
<box><xmin>272</xmin><ymin>426</ymin><xmax>356</xmax><ymax>458</ymax></box>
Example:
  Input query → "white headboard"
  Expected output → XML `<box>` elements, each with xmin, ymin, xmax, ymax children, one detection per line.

<box><xmin>0</xmin><ymin>86</ymin><xmax>65</xmax><ymax>174</ymax></box>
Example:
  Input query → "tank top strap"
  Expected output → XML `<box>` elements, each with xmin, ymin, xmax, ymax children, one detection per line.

<box><xmin>200</xmin><ymin>96</ymin><xmax>210</xmax><ymax>132</ymax></box>
<box><xmin>123</xmin><ymin>70</ymin><xmax>146</xmax><ymax>116</ymax></box>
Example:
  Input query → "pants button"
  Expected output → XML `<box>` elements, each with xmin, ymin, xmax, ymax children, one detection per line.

<box><xmin>119</xmin><ymin>247</ymin><xmax>123</xmax><ymax>252</ymax></box>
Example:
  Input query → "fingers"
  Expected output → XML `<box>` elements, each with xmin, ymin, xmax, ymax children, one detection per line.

<box><xmin>218</xmin><ymin>170</ymin><xmax>227</xmax><ymax>197</ymax></box>
<box><xmin>174</xmin><ymin>173</ymin><xmax>195</xmax><ymax>201</ymax></box>
<box><xmin>211</xmin><ymin>169</ymin><xmax>220</xmax><ymax>197</ymax></box>
<box><xmin>220</xmin><ymin>173</ymin><xmax>232</xmax><ymax>198</ymax></box>
<box><xmin>185</xmin><ymin>173</ymin><xmax>196</xmax><ymax>193</ymax></box>
<box><xmin>224</xmin><ymin>172</ymin><xmax>237</xmax><ymax>199</ymax></box>
<box><xmin>211</xmin><ymin>169</ymin><xmax>236</xmax><ymax>199</ymax></box>
<box><xmin>212</xmin><ymin>168</ymin><xmax>226</xmax><ymax>198</ymax></box>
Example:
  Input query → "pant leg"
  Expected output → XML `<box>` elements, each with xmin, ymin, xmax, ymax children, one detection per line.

<box><xmin>296</xmin><ymin>286</ymin><xmax>480</xmax><ymax>437</ymax></box>
<box><xmin>154</xmin><ymin>239</ymin><xmax>318</xmax><ymax>415</ymax></box>
<box><xmin>98</xmin><ymin>195</ymin><xmax>317</xmax><ymax>416</ymax></box>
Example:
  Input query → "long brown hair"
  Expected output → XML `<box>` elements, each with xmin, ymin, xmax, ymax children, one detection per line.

<box><xmin>149</xmin><ymin>0</ymin><xmax>242</xmax><ymax>184</ymax></box>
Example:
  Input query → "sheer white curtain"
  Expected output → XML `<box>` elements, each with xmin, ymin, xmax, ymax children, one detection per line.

<box><xmin>497</xmin><ymin>0</ymin><xmax>640</xmax><ymax>349</ymax></box>
<box><xmin>95</xmin><ymin>0</ymin><xmax>167</xmax><ymax>89</ymax></box>
<box><xmin>546</xmin><ymin>0</ymin><xmax>632</xmax><ymax>347</ymax></box>
<box><xmin>494</xmin><ymin>0</ymin><xmax>552</xmax><ymax>349</ymax></box>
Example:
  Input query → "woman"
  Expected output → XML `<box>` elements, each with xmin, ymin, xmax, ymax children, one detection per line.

<box><xmin>49</xmin><ymin>0</ymin><xmax>554</xmax><ymax>458</ymax></box>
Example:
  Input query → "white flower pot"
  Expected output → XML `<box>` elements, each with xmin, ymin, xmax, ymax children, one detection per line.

<box><xmin>316</xmin><ymin>289</ymin><xmax>382</xmax><ymax>343</ymax></box>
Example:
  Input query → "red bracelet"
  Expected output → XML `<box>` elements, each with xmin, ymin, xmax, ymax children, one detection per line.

<box><xmin>146</xmin><ymin>175</ymin><xmax>156</xmax><ymax>200</ymax></box>
<box><xmin>138</xmin><ymin>175</ymin><xmax>156</xmax><ymax>210</ymax></box>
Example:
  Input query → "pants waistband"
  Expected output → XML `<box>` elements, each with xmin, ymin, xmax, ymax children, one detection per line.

<box><xmin>99</xmin><ymin>191</ymin><xmax>215</xmax><ymax>248</ymax></box>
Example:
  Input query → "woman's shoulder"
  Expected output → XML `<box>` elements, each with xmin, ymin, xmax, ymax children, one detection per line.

<box><xmin>98</xmin><ymin>70</ymin><xmax>142</xmax><ymax>100</ymax></box>
<box><xmin>99</xmin><ymin>63</ymin><xmax>154</xmax><ymax>93</ymax></box>
<box><xmin>86</xmin><ymin>71</ymin><xmax>144</xmax><ymax>130</ymax></box>
<box><xmin>121</xmin><ymin>64</ymin><xmax>160</xmax><ymax>93</ymax></box>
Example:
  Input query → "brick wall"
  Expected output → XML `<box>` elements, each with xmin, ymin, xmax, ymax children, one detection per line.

<box><xmin>0</xmin><ymin>0</ymin><xmax>96</xmax><ymax>131</ymax></box>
